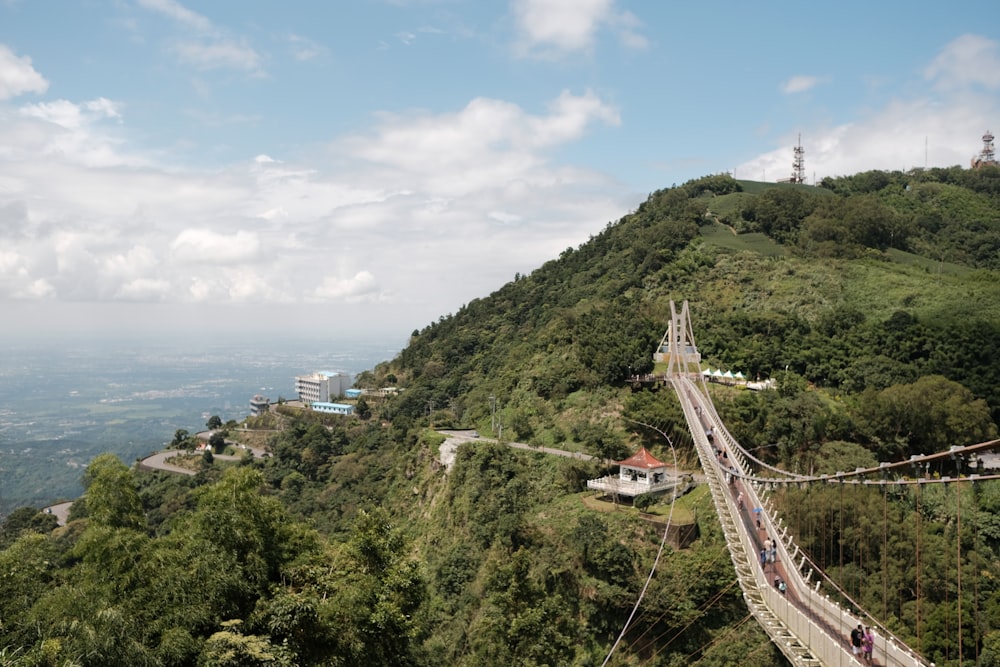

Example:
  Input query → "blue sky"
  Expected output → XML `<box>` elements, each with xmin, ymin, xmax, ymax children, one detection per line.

<box><xmin>1</xmin><ymin>0</ymin><xmax>998</xmax><ymax>342</ymax></box>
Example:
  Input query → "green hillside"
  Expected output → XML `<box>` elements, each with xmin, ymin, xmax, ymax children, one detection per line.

<box><xmin>2</xmin><ymin>168</ymin><xmax>1000</xmax><ymax>666</ymax></box>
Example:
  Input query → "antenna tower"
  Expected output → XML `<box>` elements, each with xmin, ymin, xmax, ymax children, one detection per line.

<box><xmin>972</xmin><ymin>130</ymin><xmax>998</xmax><ymax>169</ymax></box>
<box><xmin>791</xmin><ymin>133</ymin><xmax>805</xmax><ymax>184</ymax></box>
<box><xmin>777</xmin><ymin>134</ymin><xmax>806</xmax><ymax>184</ymax></box>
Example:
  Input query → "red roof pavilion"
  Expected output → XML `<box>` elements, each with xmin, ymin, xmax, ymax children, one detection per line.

<box><xmin>615</xmin><ymin>447</ymin><xmax>668</xmax><ymax>470</ymax></box>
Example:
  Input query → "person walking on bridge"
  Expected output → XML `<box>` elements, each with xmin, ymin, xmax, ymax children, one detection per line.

<box><xmin>850</xmin><ymin>624</ymin><xmax>863</xmax><ymax>659</ymax></box>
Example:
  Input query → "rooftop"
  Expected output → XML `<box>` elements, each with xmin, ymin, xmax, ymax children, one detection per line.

<box><xmin>617</xmin><ymin>447</ymin><xmax>668</xmax><ymax>470</ymax></box>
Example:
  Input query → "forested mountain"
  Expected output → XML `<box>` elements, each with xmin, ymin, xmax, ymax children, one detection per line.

<box><xmin>3</xmin><ymin>167</ymin><xmax>1000</xmax><ymax>666</ymax></box>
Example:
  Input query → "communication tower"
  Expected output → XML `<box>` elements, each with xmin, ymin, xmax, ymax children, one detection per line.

<box><xmin>971</xmin><ymin>130</ymin><xmax>998</xmax><ymax>169</ymax></box>
<box><xmin>778</xmin><ymin>134</ymin><xmax>806</xmax><ymax>184</ymax></box>
<box><xmin>791</xmin><ymin>134</ymin><xmax>805</xmax><ymax>184</ymax></box>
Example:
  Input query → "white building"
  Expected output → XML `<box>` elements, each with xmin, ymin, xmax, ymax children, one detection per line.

<box><xmin>295</xmin><ymin>371</ymin><xmax>353</xmax><ymax>403</ymax></box>
<box><xmin>249</xmin><ymin>394</ymin><xmax>270</xmax><ymax>416</ymax></box>
<box><xmin>311</xmin><ymin>401</ymin><xmax>355</xmax><ymax>416</ymax></box>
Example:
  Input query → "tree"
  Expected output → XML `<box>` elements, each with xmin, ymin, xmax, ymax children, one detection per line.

<box><xmin>197</xmin><ymin>621</ymin><xmax>294</xmax><ymax>667</ymax></box>
<box><xmin>0</xmin><ymin>507</ymin><xmax>58</xmax><ymax>548</ymax></box>
<box><xmin>171</xmin><ymin>428</ymin><xmax>190</xmax><ymax>447</ymax></box>
<box><xmin>856</xmin><ymin>375</ymin><xmax>998</xmax><ymax>457</ymax></box>
<box><xmin>325</xmin><ymin>508</ymin><xmax>428</xmax><ymax>666</ymax></box>
<box><xmin>82</xmin><ymin>453</ymin><xmax>144</xmax><ymax>530</ymax></box>
<box><xmin>633</xmin><ymin>493</ymin><xmax>656</xmax><ymax>511</ymax></box>
<box><xmin>206</xmin><ymin>415</ymin><xmax>223</xmax><ymax>430</ymax></box>
<box><xmin>355</xmin><ymin>396</ymin><xmax>372</xmax><ymax>420</ymax></box>
<box><xmin>210</xmin><ymin>431</ymin><xmax>227</xmax><ymax>454</ymax></box>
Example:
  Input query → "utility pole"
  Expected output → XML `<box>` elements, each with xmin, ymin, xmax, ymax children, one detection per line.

<box><xmin>489</xmin><ymin>395</ymin><xmax>496</xmax><ymax>434</ymax></box>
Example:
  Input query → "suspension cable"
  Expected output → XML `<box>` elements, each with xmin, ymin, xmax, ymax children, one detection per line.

<box><xmin>957</xmin><ymin>479</ymin><xmax>963</xmax><ymax>667</ymax></box>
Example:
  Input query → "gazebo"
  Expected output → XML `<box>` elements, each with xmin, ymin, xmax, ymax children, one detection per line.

<box><xmin>587</xmin><ymin>447</ymin><xmax>681</xmax><ymax>498</ymax></box>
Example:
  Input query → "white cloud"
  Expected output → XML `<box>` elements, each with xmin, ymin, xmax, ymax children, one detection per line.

<box><xmin>0</xmin><ymin>87</ymin><xmax>629</xmax><ymax>330</ymax></box>
<box><xmin>512</xmin><ymin>0</ymin><xmax>644</xmax><ymax>56</ymax></box>
<box><xmin>340</xmin><ymin>90</ymin><xmax>619</xmax><ymax>197</ymax></box>
<box><xmin>137</xmin><ymin>0</ymin><xmax>264</xmax><ymax>75</ymax></box>
<box><xmin>174</xmin><ymin>39</ymin><xmax>263</xmax><ymax>73</ymax></box>
<box><xmin>288</xmin><ymin>34</ymin><xmax>325</xmax><ymax>61</ymax></box>
<box><xmin>312</xmin><ymin>271</ymin><xmax>381</xmax><ymax>302</ymax></box>
<box><xmin>925</xmin><ymin>33</ymin><xmax>1000</xmax><ymax>90</ymax></box>
<box><xmin>0</xmin><ymin>44</ymin><xmax>49</xmax><ymax>100</ymax></box>
<box><xmin>115</xmin><ymin>277</ymin><xmax>172</xmax><ymax>301</ymax></box>
<box><xmin>781</xmin><ymin>75</ymin><xmax>821</xmax><ymax>94</ymax></box>
<box><xmin>170</xmin><ymin>229</ymin><xmax>262</xmax><ymax>264</ymax></box>
<box><xmin>15</xmin><ymin>98</ymin><xmax>142</xmax><ymax>168</ymax></box>
<box><xmin>136</xmin><ymin>0</ymin><xmax>213</xmax><ymax>33</ymax></box>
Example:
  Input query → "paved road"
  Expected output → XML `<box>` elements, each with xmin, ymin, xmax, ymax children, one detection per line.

<box><xmin>437</xmin><ymin>430</ymin><xmax>594</xmax><ymax>471</ymax></box>
<box><xmin>140</xmin><ymin>444</ymin><xmax>267</xmax><ymax>474</ymax></box>
<box><xmin>43</xmin><ymin>443</ymin><xmax>269</xmax><ymax>522</ymax></box>
<box><xmin>45</xmin><ymin>501</ymin><xmax>73</xmax><ymax>527</ymax></box>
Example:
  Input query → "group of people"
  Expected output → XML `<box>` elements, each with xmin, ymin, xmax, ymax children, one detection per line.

<box><xmin>850</xmin><ymin>624</ymin><xmax>875</xmax><ymax>665</ymax></box>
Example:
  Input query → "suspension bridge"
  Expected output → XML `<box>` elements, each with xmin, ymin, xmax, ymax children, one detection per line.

<box><xmin>660</xmin><ymin>300</ymin><xmax>997</xmax><ymax>667</ymax></box>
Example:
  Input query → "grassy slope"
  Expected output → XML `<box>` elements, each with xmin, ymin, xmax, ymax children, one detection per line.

<box><xmin>688</xmin><ymin>228</ymin><xmax>992</xmax><ymax>327</ymax></box>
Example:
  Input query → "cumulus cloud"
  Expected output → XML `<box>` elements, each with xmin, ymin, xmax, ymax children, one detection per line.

<box><xmin>924</xmin><ymin>33</ymin><xmax>1000</xmax><ymax>90</ymax></box>
<box><xmin>739</xmin><ymin>34</ymin><xmax>1000</xmax><ymax>183</ymax></box>
<box><xmin>340</xmin><ymin>90</ymin><xmax>619</xmax><ymax>197</ymax></box>
<box><xmin>0</xmin><ymin>44</ymin><xmax>49</xmax><ymax>99</ymax></box>
<box><xmin>512</xmin><ymin>0</ymin><xmax>645</xmax><ymax>57</ymax></box>
<box><xmin>781</xmin><ymin>75</ymin><xmax>821</xmax><ymax>94</ymax></box>
<box><xmin>170</xmin><ymin>229</ymin><xmax>262</xmax><ymax>264</ymax></box>
<box><xmin>15</xmin><ymin>97</ymin><xmax>142</xmax><ymax>168</ymax></box>
<box><xmin>312</xmin><ymin>271</ymin><xmax>381</xmax><ymax>302</ymax></box>
<box><xmin>0</xmin><ymin>77</ymin><xmax>628</xmax><ymax>323</ymax></box>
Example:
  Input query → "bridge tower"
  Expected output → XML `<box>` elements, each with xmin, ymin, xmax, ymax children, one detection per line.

<box><xmin>654</xmin><ymin>300</ymin><xmax>700</xmax><ymax>376</ymax></box>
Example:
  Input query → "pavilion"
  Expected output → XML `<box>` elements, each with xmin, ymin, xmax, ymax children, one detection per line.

<box><xmin>587</xmin><ymin>447</ymin><xmax>685</xmax><ymax>498</ymax></box>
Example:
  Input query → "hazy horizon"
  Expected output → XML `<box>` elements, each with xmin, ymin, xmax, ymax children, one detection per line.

<box><xmin>0</xmin><ymin>336</ymin><xmax>402</xmax><ymax>512</ymax></box>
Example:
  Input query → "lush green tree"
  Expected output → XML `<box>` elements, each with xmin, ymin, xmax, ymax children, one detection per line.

<box><xmin>0</xmin><ymin>506</ymin><xmax>58</xmax><ymax>548</ymax></box>
<box><xmin>82</xmin><ymin>453</ymin><xmax>144</xmax><ymax>530</ymax></box>
<box><xmin>206</xmin><ymin>415</ymin><xmax>223</xmax><ymax>430</ymax></box>
<box><xmin>856</xmin><ymin>375</ymin><xmax>997</xmax><ymax>457</ymax></box>
<box><xmin>320</xmin><ymin>508</ymin><xmax>427</xmax><ymax>667</ymax></box>
<box><xmin>197</xmin><ymin>621</ymin><xmax>294</xmax><ymax>667</ymax></box>
<box><xmin>209</xmin><ymin>430</ymin><xmax>227</xmax><ymax>453</ymax></box>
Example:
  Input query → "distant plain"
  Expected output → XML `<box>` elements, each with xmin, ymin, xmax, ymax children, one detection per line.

<box><xmin>0</xmin><ymin>336</ymin><xmax>399</xmax><ymax>512</ymax></box>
